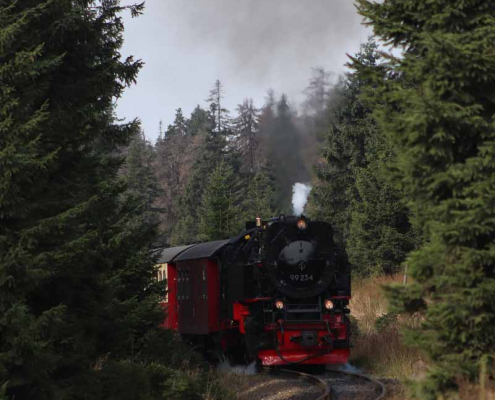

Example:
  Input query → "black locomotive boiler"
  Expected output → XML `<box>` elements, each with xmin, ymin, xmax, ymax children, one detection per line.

<box><xmin>158</xmin><ymin>216</ymin><xmax>351</xmax><ymax>368</ymax></box>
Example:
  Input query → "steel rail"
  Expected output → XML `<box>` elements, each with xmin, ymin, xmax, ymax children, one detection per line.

<box><xmin>279</xmin><ymin>369</ymin><xmax>331</xmax><ymax>400</ymax></box>
<box><xmin>326</xmin><ymin>368</ymin><xmax>387</xmax><ymax>400</ymax></box>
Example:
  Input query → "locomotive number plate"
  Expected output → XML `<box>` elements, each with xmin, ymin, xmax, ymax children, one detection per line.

<box><xmin>290</xmin><ymin>274</ymin><xmax>314</xmax><ymax>282</ymax></box>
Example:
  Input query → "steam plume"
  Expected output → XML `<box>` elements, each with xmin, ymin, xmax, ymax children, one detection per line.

<box><xmin>217</xmin><ymin>359</ymin><xmax>257</xmax><ymax>375</ymax></box>
<box><xmin>292</xmin><ymin>183</ymin><xmax>312</xmax><ymax>215</ymax></box>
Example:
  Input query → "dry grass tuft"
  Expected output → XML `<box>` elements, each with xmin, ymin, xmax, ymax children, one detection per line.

<box><xmin>351</xmin><ymin>328</ymin><xmax>425</xmax><ymax>379</ymax></box>
<box><xmin>349</xmin><ymin>274</ymin><xmax>426</xmax><ymax>381</ymax></box>
<box><xmin>456</xmin><ymin>375</ymin><xmax>495</xmax><ymax>400</ymax></box>
<box><xmin>350</xmin><ymin>274</ymin><xmax>403</xmax><ymax>334</ymax></box>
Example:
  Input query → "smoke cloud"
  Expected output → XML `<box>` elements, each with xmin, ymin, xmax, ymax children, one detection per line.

<box><xmin>169</xmin><ymin>0</ymin><xmax>367</xmax><ymax>98</ymax></box>
<box><xmin>292</xmin><ymin>183</ymin><xmax>312</xmax><ymax>215</ymax></box>
<box><xmin>217</xmin><ymin>359</ymin><xmax>257</xmax><ymax>375</ymax></box>
<box><xmin>336</xmin><ymin>363</ymin><xmax>363</xmax><ymax>374</ymax></box>
<box><xmin>117</xmin><ymin>0</ymin><xmax>370</xmax><ymax>141</ymax></box>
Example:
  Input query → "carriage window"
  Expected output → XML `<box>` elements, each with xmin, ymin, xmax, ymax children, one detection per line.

<box><xmin>180</xmin><ymin>268</ymin><xmax>184</xmax><ymax>300</ymax></box>
<box><xmin>164</xmin><ymin>267</ymin><xmax>168</xmax><ymax>302</ymax></box>
<box><xmin>156</xmin><ymin>265</ymin><xmax>169</xmax><ymax>303</ymax></box>
<box><xmin>177</xmin><ymin>269</ymin><xmax>180</xmax><ymax>299</ymax></box>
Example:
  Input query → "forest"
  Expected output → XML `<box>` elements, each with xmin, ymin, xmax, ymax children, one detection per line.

<box><xmin>131</xmin><ymin>42</ymin><xmax>420</xmax><ymax>279</ymax></box>
<box><xmin>1</xmin><ymin>0</ymin><xmax>494</xmax><ymax>399</ymax></box>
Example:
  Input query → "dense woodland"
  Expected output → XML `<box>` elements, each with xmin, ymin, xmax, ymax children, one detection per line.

<box><xmin>1</xmin><ymin>0</ymin><xmax>494</xmax><ymax>399</ymax></box>
<box><xmin>128</xmin><ymin>41</ymin><xmax>419</xmax><ymax>279</ymax></box>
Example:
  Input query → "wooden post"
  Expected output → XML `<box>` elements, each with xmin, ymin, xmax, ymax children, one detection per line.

<box><xmin>403</xmin><ymin>264</ymin><xmax>408</xmax><ymax>286</ymax></box>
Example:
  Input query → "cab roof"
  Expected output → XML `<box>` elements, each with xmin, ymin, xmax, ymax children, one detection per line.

<box><xmin>174</xmin><ymin>239</ymin><xmax>230</xmax><ymax>261</ymax></box>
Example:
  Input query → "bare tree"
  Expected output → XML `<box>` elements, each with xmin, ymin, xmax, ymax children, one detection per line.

<box><xmin>206</xmin><ymin>79</ymin><xmax>230</xmax><ymax>132</ymax></box>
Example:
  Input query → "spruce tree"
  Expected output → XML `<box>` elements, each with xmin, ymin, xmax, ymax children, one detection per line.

<box><xmin>357</xmin><ymin>0</ymin><xmax>495</xmax><ymax>396</ymax></box>
<box><xmin>166</xmin><ymin>108</ymin><xmax>188</xmax><ymax>137</ymax></box>
<box><xmin>155</xmin><ymin>109</ymin><xmax>196</xmax><ymax>236</ymax></box>
<box><xmin>308</xmin><ymin>119</ymin><xmax>357</xmax><ymax>237</ymax></box>
<box><xmin>308</xmin><ymin>41</ymin><xmax>381</xmax><ymax>239</ymax></box>
<box><xmin>123</xmin><ymin>131</ymin><xmax>160</xmax><ymax>222</ymax></box>
<box><xmin>257</xmin><ymin>89</ymin><xmax>277</xmax><ymax>166</ymax></box>
<box><xmin>187</xmin><ymin>105</ymin><xmax>211</xmax><ymax>136</ymax></box>
<box><xmin>299</xmin><ymin>68</ymin><xmax>333</xmax><ymax>173</ymax></box>
<box><xmin>0</xmin><ymin>1</ymin><xmax>164</xmax><ymax>398</ymax></box>
<box><xmin>307</xmin><ymin>40</ymin><xmax>419</xmax><ymax>274</ymax></box>
<box><xmin>233</xmin><ymin>98</ymin><xmax>260</xmax><ymax>172</ymax></box>
<box><xmin>348</xmin><ymin>158</ymin><xmax>420</xmax><ymax>276</ymax></box>
<box><xmin>303</xmin><ymin>67</ymin><xmax>331</xmax><ymax>118</ymax></box>
<box><xmin>170</xmin><ymin>127</ymin><xmax>227</xmax><ymax>245</ymax></box>
<box><xmin>198</xmin><ymin>161</ymin><xmax>242</xmax><ymax>241</ymax></box>
<box><xmin>244</xmin><ymin>165</ymin><xmax>279</xmax><ymax>220</ymax></box>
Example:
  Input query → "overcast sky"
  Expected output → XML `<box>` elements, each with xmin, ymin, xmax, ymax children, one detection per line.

<box><xmin>116</xmin><ymin>1</ymin><xmax>371</xmax><ymax>142</ymax></box>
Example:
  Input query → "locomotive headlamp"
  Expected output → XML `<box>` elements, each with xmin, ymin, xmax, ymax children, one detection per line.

<box><xmin>275</xmin><ymin>300</ymin><xmax>285</xmax><ymax>310</ymax></box>
<box><xmin>296</xmin><ymin>218</ymin><xmax>307</xmax><ymax>230</ymax></box>
<box><xmin>324</xmin><ymin>299</ymin><xmax>334</xmax><ymax>310</ymax></box>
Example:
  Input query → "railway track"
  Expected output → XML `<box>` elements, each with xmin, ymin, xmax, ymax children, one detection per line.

<box><xmin>324</xmin><ymin>369</ymin><xmax>386</xmax><ymax>400</ymax></box>
<box><xmin>276</xmin><ymin>367</ymin><xmax>386</xmax><ymax>400</ymax></box>
<box><xmin>280</xmin><ymin>369</ymin><xmax>331</xmax><ymax>400</ymax></box>
<box><xmin>231</xmin><ymin>364</ymin><xmax>387</xmax><ymax>400</ymax></box>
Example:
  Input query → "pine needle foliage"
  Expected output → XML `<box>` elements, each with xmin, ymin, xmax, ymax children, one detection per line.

<box><xmin>170</xmin><ymin>127</ymin><xmax>227</xmax><ymax>245</ymax></box>
<box><xmin>198</xmin><ymin>161</ymin><xmax>242</xmax><ymax>241</ymax></box>
<box><xmin>347</xmin><ymin>127</ymin><xmax>421</xmax><ymax>276</ymax></box>
<box><xmin>308</xmin><ymin>41</ymin><xmax>381</xmax><ymax>240</ymax></box>
<box><xmin>356</xmin><ymin>0</ymin><xmax>495</xmax><ymax>397</ymax></box>
<box><xmin>349</xmin><ymin>162</ymin><xmax>420</xmax><ymax>276</ymax></box>
<box><xmin>308</xmin><ymin>40</ymin><xmax>419</xmax><ymax>275</ymax></box>
<box><xmin>0</xmin><ymin>1</ymin><xmax>169</xmax><ymax>399</ymax></box>
<box><xmin>244</xmin><ymin>164</ymin><xmax>278</xmax><ymax>221</ymax></box>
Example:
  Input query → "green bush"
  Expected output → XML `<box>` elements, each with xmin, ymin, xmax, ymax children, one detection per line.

<box><xmin>374</xmin><ymin>313</ymin><xmax>398</xmax><ymax>333</ymax></box>
<box><xmin>136</xmin><ymin>329</ymin><xmax>204</xmax><ymax>368</ymax></box>
<box><xmin>98</xmin><ymin>361</ymin><xmax>157</xmax><ymax>400</ymax></box>
<box><xmin>92</xmin><ymin>330</ymin><xmax>229</xmax><ymax>400</ymax></box>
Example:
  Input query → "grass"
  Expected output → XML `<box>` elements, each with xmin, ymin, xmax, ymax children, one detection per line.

<box><xmin>456</xmin><ymin>375</ymin><xmax>495</xmax><ymax>400</ymax></box>
<box><xmin>349</xmin><ymin>274</ymin><xmax>426</xmax><ymax>380</ymax></box>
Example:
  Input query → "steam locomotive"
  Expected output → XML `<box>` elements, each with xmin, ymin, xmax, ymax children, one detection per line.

<box><xmin>157</xmin><ymin>215</ymin><xmax>351</xmax><ymax>369</ymax></box>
